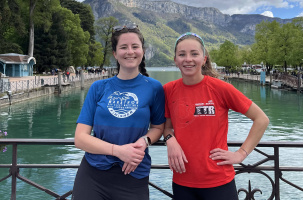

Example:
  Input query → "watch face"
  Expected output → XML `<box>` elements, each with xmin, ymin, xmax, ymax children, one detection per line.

<box><xmin>147</xmin><ymin>136</ymin><xmax>151</xmax><ymax>146</ymax></box>
<box><xmin>142</xmin><ymin>136</ymin><xmax>151</xmax><ymax>146</ymax></box>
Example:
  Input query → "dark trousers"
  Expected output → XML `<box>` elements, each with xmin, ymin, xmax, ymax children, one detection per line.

<box><xmin>173</xmin><ymin>179</ymin><xmax>239</xmax><ymax>200</ymax></box>
<box><xmin>71</xmin><ymin>157</ymin><xmax>149</xmax><ymax>200</ymax></box>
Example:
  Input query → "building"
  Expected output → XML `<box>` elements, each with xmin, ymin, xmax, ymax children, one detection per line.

<box><xmin>0</xmin><ymin>53</ymin><xmax>36</xmax><ymax>77</ymax></box>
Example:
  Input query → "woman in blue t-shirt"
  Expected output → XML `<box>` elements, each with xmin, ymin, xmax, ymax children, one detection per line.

<box><xmin>71</xmin><ymin>25</ymin><xmax>166</xmax><ymax>200</ymax></box>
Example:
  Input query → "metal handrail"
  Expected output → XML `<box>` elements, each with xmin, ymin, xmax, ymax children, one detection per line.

<box><xmin>1</xmin><ymin>139</ymin><xmax>303</xmax><ymax>200</ymax></box>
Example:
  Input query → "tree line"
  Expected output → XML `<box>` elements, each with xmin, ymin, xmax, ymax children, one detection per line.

<box><xmin>0</xmin><ymin>0</ymin><xmax>107</xmax><ymax>73</ymax></box>
<box><xmin>210</xmin><ymin>18</ymin><xmax>303</xmax><ymax>73</ymax></box>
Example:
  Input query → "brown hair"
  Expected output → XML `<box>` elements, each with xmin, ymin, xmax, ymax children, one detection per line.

<box><xmin>111</xmin><ymin>27</ymin><xmax>149</xmax><ymax>77</ymax></box>
<box><xmin>175</xmin><ymin>34</ymin><xmax>219</xmax><ymax>78</ymax></box>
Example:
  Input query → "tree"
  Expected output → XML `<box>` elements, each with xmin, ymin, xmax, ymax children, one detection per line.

<box><xmin>86</xmin><ymin>41</ymin><xmax>104</xmax><ymax>67</ymax></box>
<box><xmin>95</xmin><ymin>16</ymin><xmax>119</xmax><ymax>68</ymax></box>
<box><xmin>60</xmin><ymin>7</ymin><xmax>90</xmax><ymax>67</ymax></box>
<box><xmin>238</xmin><ymin>46</ymin><xmax>254</xmax><ymax>67</ymax></box>
<box><xmin>253</xmin><ymin>20</ymin><xmax>279</xmax><ymax>72</ymax></box>
<box><xmin>34</xmin><ymin>28</ymin><xmax>57</xmax><ymax>73</ymax></box>
<box><xmin>0</xmin><ymin>0</ymin><xmax>26</xmax><ymax>53</ymax></box>
<box><xmin>60</xmin><ymin>0</ymin><xmax>96</xmax><ymax>41</ymax></box>
<box><xmin>269</xmin><ymin>23</ymin><xmax>297</xmax><ymax>72</ymax></box>
<box><xmin>27</xmin><ymin>0</ymin><xmax>59</xmax><ymax>56</ymax></box>
<box><xmin>60</xmin><ymin>0</ymin><xmax>102</xmax><ymax>67</ymax></box>
<box><xmin>215</xmin><ymin>40</ymin><xmax>239</xmax><ymax>70</ymax></box>
<box><xmin>290</xmin><ymin>17</ymin><xmax>303</xmax><ymax>69</ymax></box>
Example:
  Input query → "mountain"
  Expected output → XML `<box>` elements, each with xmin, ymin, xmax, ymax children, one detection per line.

<box><xmin>83</xmin><ymin>0</ymin><xmax>294</xmax><ymax>66</ymax></box>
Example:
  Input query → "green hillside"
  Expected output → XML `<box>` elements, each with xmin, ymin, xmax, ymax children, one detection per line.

<box><xmin>88</xmin><ymin>0</ymin><xmax>255</xmax><ymax>66</ymax></box>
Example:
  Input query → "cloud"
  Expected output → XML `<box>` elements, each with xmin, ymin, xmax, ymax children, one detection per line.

<box><xmin>298</xmin><ymin>12</ymin><xmax>303</xmax><ymax>17</ymax></box>
<box><xmin>171</xmin><ymin>0</ymin><xmax>296</xmax><ymax>15</ymax></box>
<box><xmin>261</xmin><ymin>11</ymin><xmax>274</xmax><ymax>17</ymax></box>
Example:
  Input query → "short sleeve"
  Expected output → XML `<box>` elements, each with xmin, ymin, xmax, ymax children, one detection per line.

<box><xmin>76</xmin><ymin>81</ymin><xmax>102</xmax><ymax>126</ymax></box>
<box><xmin>150</xmin><ymin>82</ymin><xmax>166</xmax><ymax>125</ymax></box>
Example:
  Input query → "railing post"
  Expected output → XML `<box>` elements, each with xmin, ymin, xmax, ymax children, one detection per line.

<box><xmin>0</xmin><ymin>79</ymin><xmax>2</xmax><ymax>93</ymax></box>
<box><xmin>298</xmin><ymin>72</ymin><xmax>301</xmax><ymax>93</ymax></box>
<box><xmin>58</xmin><ymin>72</ymin><xmax>62</xmax><ymax>94</ymax></box>
<box><xmin>80</xmin><ymin>70</ymin><xmax>84</xmax><ymax>90</ymax></box>
<box><xmin>10</xmin><ymin>143</ymin><xmax>18</xmax><ymax>200</ymax></box>
<box><xmin>27</xmin><ymin>80</ymin><xmax>30</xmax><ymax>93</ymax></box>
<box><xmin>274</xmin><ymin>146</ymin><xmax>280</xmax><ymax>200</ymax></box>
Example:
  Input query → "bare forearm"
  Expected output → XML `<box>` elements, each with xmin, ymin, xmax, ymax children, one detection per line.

<box><xmin>75</xmin><ymin>132</ymin><xmax>113</xmax><ymax>155</ymax></box>
<box><xmin>163</xmin><ymin>118</ymin><xmax>174</xmax><ymax>138</ymax></box>
<box><xmin>74</xmin><ymin>123</ymin><xmax>113</xmax><ymax>155</ymax></box>
<box><xmin>146</xmin><ymin>123</ymin><xmax>164</xmax><ymax>144</ymax></box>
<box><xmin>163</xmin><ymin>127</ymin><xmax>174</xmax><ymax>138</ymax></box>
<box><xmin>240</xmin><ymin>116</ymin><xmax>269</xmax><ymax>154</ymax></box>
<box><xmin>240</xmin><ymin>103</ymin><xmax>270</xmax><ymax>155</ymax></box>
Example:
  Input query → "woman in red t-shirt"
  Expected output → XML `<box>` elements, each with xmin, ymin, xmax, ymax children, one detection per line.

<box><xmin>163</xmin><ymin>32</ymin><xmax>269</xmax><ymax>200</ymax></box>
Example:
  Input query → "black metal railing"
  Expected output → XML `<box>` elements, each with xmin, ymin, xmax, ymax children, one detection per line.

<box><xmin>0</xmin><ymin>139</ymin><xmax>303</xmax><ymax>200</ymax></box>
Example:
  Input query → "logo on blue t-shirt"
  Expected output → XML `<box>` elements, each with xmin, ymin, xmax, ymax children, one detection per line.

<box><xmin>107</xmin><ymin>91</ymin><xmax>139</xmax><ymax>118</ymax></box>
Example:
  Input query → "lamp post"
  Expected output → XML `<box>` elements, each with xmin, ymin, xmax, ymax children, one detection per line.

<box><xmin>6</xmin><ymin>90</ymin><xmax>12</xmax><ymax>105</ymax></box>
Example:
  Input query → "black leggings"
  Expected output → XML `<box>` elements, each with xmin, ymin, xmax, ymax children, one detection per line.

<box><xmin>71</xmin><ymin>156</ymin><xmax>149</xmax><ymax>200</ymax></box>
<box><xmin>173</xmin><ymin>179</ymin><xmax>239</xmax><ymax>200</ymax></box>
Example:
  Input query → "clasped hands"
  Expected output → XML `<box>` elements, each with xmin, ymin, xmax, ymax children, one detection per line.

<box><xmin>114</xmin><ymin>137</ymin><xmax>147</xmax><ymax>175</ymax></box>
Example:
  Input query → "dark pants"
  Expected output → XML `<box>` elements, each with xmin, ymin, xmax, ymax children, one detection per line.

<box><xmin>71</xmin><ymin>157</ymin><xmax>149</xmax><ymax>200</ymax></box>
<box><xmin>173</xmin><ymin>179</ymin><xmax>239</xmax><ymax>200</ymax></box>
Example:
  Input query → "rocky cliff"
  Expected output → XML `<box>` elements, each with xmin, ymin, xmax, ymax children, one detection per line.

<box><xmin>83</xmin><ymin>0</ymin><xmax>295</xmax><ymax>66</ymax></box>
<box><xmin>85</xmin><ymin>0</ymin><xmax>293</xmax><ymax>35</ymax></box>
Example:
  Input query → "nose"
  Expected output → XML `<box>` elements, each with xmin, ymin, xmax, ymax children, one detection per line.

<box><xmin>127</xmin><ymin>47</ymin><xmax>134</xmax><ymax>54</ymax></box>
<box><xmin>184</xmin><ymin>54</ymin><xmax>192</xmax><ymax>62</ymax></box>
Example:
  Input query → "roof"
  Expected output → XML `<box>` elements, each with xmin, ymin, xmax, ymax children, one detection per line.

<box><xmin>0</xmin><ymin>53</ymin><xmax>36</xmax><ymax>65</ymax></box>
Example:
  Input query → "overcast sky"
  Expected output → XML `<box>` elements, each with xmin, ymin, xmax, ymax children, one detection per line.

<box><xmin>77</xmin><ymin>0</ymin><xmax>303</xmax><ymax>19</ymax></box>
<box><xmin>172</xmin><ymin>0</ymin><xmax>303</xmax><ymax>19</ymax></box>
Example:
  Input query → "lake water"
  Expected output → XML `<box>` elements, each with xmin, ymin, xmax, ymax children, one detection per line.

<box><xmin>0</xmin><ymin>68</ymin><xmax>302</xmax><ymax>200</ymax></box>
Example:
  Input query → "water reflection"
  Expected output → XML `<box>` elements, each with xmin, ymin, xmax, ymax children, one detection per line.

<box><xmin>0</xmin><ymin>73</ymin><xmax>303</xmax><ymax>200</ymax></box>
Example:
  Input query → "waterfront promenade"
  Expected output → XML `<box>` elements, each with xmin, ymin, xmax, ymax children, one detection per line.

<box><xmin>1</xmin><ymin>69</ymin><xmax>303</xmax><ymax>199</ymax></box>
<box><xmin>225</xmin><ymin>72</ymin><xmax>303</xmax><ymax>92</ymax></box>
<box><xmin>0</xmin><ymin>70</ymin><xmax>114</xmax><ymax>106</ymax></box>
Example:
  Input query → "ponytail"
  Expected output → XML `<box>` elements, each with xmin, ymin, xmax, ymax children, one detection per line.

<box><xmin>139</xmin><ymin>56</ymin><xmax>149</xmax><ymax>77</ymax></box>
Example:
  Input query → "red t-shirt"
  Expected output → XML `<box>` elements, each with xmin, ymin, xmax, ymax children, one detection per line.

<box><xmin>164</xmin><ymin>76</ymin><xmax>252</xmax><ymax>188</ymax></box>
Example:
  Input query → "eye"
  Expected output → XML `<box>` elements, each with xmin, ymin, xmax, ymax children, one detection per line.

<box><xmin>191</xmin><ymin>51</ymin><xmax>200</xmax><ymax>56</ymax></box>
<box><xmin>178</xmin><ymin>53</ymin><xmax>185</xmax><ymax>57</ymax></box>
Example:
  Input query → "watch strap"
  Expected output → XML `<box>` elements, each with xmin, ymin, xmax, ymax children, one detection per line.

<box><xmin>141</xmin><ymin>136</ymin><xmax>151</xmax><ymax>147</ymax></box>
<box><xmin>164</xmin><ymin>134</ymin><xmax>173</xmax><ymax>143</ymax></box>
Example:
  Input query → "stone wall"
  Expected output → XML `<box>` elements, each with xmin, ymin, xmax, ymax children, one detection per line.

<box><xmin>0</xmin><ymin>77</ymin><xmax>102</xmax><ymax>107</ymax></box>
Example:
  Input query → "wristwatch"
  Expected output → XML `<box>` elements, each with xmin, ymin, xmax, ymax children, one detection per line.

<box><xmin>164</xmin><ymin>134</ymin><xmax>174</xmax><ymax>143</ymax></box>
<box><xmin>141</xmin><ymin>136</ymin><xmax>151</xmax><ymax>147</ymax></box>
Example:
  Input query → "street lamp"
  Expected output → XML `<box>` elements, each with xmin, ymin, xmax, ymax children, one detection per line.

<box><xmin>6</xmin><ymin>90</ymin><xmax>12</xmax><ymax>105</ymax></box>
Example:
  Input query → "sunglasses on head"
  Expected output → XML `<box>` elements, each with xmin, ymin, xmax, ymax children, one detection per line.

<box><xmin>112</xmin><ymin>24</ymin><xmax>139</xmax><ymax>32</ymax></box>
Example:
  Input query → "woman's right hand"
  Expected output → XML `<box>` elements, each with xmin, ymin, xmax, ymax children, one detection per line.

<box><xmin>166</xmin><ymin>137</ymin><xmax>188</xmax><ymax>173</ymax></box>
<box><xmin>113</xmin><ymin>143</ymin><xmax>145</xmax><ymax>174</ymax></box>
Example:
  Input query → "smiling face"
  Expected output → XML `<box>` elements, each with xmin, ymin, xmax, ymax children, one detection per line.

<box><xmin>113</xmin><ymin>32</ymin><xmax>144</xmax><ymax>73</ymax></box>
<box><xmin>174</xmin><ymin>38</ymin><xmax>206</xmax><ymax>83</ymax></box>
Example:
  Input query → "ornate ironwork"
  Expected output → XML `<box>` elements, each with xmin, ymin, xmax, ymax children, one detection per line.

<box><xmin>1</xmin><ymin>139</ymin><xmax>303</xmax><ymax>200</ymax></box>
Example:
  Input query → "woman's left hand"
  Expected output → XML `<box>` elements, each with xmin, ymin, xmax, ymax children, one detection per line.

<box><xmin>122</xmin><ymin>137</ymin><xmax>147</xmax><ymax>174</ymax></box>
<box><xmin>209</xmin><ymin>148</ymin><xmax>246</xmax><ymax>165</ymax></box>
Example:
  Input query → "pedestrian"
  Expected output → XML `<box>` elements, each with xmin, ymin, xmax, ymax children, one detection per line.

<box><xmin>62</xmin><ymin>71</ymin><xmax>66</xmax><ymax>82</ymax></box>
<box><xmin>163</xmin><ymin>32</ymin><xmax>269</xmax><ymax>200</ymax></box>
<box><xmin>66</xmin><ymin>71</ymin><xmax>70</xmax><ymax>81</ymax></box>
<box><xmin>71</xmin><ymin>24</ymin><xmax>166</xmax><ymax>200</ymax></box>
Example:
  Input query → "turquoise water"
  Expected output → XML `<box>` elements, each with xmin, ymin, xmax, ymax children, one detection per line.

<box><xmin>0</xmin><ymin>69</ymin><xmax>303</xmax><ymax>199</ymax></box>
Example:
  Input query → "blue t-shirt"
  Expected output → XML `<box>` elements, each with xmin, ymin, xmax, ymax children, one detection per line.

<box><xmin>77</xmin><ymin>73</ymin><xmax>165</xmax><ymax>179</ymax></box>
